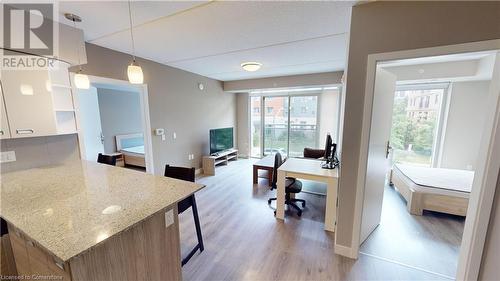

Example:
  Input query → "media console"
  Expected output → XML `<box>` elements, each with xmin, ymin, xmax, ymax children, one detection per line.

<box><xmin>202</xmin><ymin>148</ymin><xmax>238</xmax><ymax>175</ymax></box>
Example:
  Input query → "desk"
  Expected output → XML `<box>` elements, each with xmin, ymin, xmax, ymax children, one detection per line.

<box><xmin>276</xmin><ymin>158</ymin><xmax>339</xmax><ymax>232</ymax></box>
<box><xmin>253</xmin><ymin>155</ymin><xmax>275</xmax><ymax>185</ymax></box>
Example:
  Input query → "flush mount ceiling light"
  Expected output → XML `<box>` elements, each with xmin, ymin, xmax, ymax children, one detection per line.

<box><xmin>65</xmin><ymin>13</ymin><xmax>90</xmax><ymax>89</ymax></box>
<box><xmin>126</xmin><ymin>0</ymin><xmax>144</xmax><ymax>84</ymax></box>
<box><xmin>241</xmin><ymin>62</ymin><xmax>262</xmax><ymax>72</ymax></box>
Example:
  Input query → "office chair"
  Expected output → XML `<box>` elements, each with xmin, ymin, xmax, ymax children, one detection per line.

<box><xmin>303</xmin><ymin>147</ymin><xmax>325</xmax><ymax>159</ymax></box>
<box><xmin>164</xmin><ymin>164</ymin><xmax>204</xmax><ymax>266</ymax></box>
<box><xmin>267</xmin><ymin>153</ymin><xmax>306</xmax><ymax>216</ymax></box>
<box><xmin>97</xmin><ymin>153</ymin><xmax>117</xmax><ymax>166</ymax></box>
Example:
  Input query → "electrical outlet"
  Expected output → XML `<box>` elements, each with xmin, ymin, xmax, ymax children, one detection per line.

<box><xmin>0</xmin><ymin>151</ymin><xmax>16</xmax><ymax>163</ymax></box>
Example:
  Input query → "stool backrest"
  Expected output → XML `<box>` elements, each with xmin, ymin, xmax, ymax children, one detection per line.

<box><xmin>164</xmin><ymin>164</ymin><xmax>195</xmax><ymax>182</ymax></box>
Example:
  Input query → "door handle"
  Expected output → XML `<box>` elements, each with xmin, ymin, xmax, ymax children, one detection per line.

<box><xmin>385</xmin><ymin>141</ymin><xmax>392</xmax><ymax>159</ymax></box>
<box><xmin>16</xmin><ymin>129</ymin><xmax>34</xmax><ymax>135</ymax></box>
<box><xmin>100</xmin><ymin>132</ymin><xmax>104</xmax><ymax>144</ymax></box>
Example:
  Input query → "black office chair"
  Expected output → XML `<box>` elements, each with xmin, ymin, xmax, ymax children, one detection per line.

<box><xmin>164</xmin><ymin>164</ymin><xmax>204</xmax><ymax>266</ymax></box>
<box><xmin>97</xmin><ymin>153</ymin><xmax>116</xmax><ymax>166</ymax></box>
<box><xmin>267</xmin><ymin>153</ymin><xmax>306</xmax><ymax>216</ymax></box>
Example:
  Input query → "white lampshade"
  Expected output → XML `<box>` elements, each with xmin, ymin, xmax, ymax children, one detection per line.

<box><xmin>74</xmin><ymin>73</ymin><xmax>90</xmax><ymax>89</ymax></box>
<box><xmin>128</xmin><ymin>63</ymin><xmax>144</xmax><ymax>84</ymax></box>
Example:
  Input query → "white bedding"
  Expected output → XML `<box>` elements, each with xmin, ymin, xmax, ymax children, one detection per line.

<box><xmin>121</xmin><ymin>145</ymin><xmax>145</xmax><ymax>156</ymax></box>
<box><xmin>394</xmin><ymin>164</ymin><xmax>474</xmax><ymax>194</ymax></box>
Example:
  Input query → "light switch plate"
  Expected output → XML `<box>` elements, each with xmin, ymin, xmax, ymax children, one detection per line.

<box><xmin>0</xmin><ymin>151</ymin><xmax>16</xmax><ymax>163</ymax></box>
<box><xmin>165</xmin><ymin>209</ymin><xmax>174</xmax><ymax>228</ymax></box>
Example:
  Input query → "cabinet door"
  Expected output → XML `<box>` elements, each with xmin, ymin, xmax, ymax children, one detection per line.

<box><xmin>0</xmin><ymin>81</ymin><xmax>11</xmax><ymax>139</ymax></box>
<box><xmin>1</xmin><ymin>69</ymin><xmax>57</xmax><ymax>138</ymax></box>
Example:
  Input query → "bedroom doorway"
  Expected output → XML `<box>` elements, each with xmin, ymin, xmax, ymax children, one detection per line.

<box><xmin>71</xmin><ymin>75</ymin><xmax>154</xmax><ymax>174</ymax></box>
<box><xmin>357</xmin><ymin>45</ymin><xmax>500</xmax><ymax>280</ymax></box>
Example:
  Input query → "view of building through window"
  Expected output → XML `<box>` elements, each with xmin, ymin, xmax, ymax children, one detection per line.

<box><xmin>390</xmin><ymin>87</ymin><xmax>445</xmax><ymax>167</ymax></box>
<box><xmin>250</xmin><ymin>95</ymin><xmax>319</xmax><ymax>158</ymax></box>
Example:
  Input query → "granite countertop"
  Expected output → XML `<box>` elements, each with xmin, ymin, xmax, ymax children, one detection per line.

<box><xmin>0</xmin><ymin>161</ymin><xmax>204</xmax><ymax>262</ymax></box>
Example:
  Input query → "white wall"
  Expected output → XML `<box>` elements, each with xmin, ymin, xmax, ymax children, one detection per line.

<box><xmin>236</xmin><ymin>93</ymin><xmax>250</xmax><ymax>157</ymax></box>
<box><xmin>439</xmin><ymin>80</ymin><xmax>490</xmax><ymax>170</ymax></box>
<box><xmin>97</xmin><ymin>88</ymin><xmax>143</xmax><ymax>153</ymax></box>
<box><xmin>319</xmin><ymin>89</ymin><xmax>340</xmax><ymax>145</ymax></box>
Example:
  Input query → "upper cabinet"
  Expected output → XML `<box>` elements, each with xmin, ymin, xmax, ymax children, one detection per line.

<box><xmin>0</xmin><ymin>83</ymin><xmax>12</xmax><ymax>139</ymax></box>
<box><xmin>58</xmin><ymin>23</ymin><xmax>87</xmax><ymax>66</ymax></box>
<box><xmin>0</xmin><ymin>60</ymin><xmax>77</xmax><ymax>139</ymax></box>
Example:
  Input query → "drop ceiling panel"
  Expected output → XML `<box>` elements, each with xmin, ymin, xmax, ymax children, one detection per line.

<box><xmin>58</xmin><ymin>1</ymin><xmax>208</xmax><ymax>41</ymax></box>
<box><xmin>58</xmin><ymin>1</ymin><xmax>354</xmax><ymax>81</ymax></box>
<box><xmin>168</xmin><ymin>34</ymin><xmax>346</xmax><ymax>80</ymax></box>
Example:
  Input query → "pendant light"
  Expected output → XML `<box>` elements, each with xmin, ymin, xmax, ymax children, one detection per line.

<box><xmin>65</xmin><ymin>13</ymin><xmax>90</xmax><ymax>89</ymax></box>
<box><xmin>127</xmin><ymin>0</ymin><xmax>144</xmax><ymax>84</ymax></box>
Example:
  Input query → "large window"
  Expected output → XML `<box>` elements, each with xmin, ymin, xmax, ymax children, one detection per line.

<box><xmin>251</xmin><ymin>94</ymin><xmax>320</xmax><ymax>158</ymax></box>
<box><xmin>390</xmin><ymin>85</ymin><xmax>447</xmax><ymax>167</ymax></box>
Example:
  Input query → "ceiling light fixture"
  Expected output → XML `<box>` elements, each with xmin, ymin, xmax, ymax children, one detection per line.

<box><xmin>127</xmin><ymin>0</ymin><xmax>144</xmax><ymax>84</ymax></box>
<box><xmin>241</xmin><ymin>62</ymin><xmax>262</xmax><ymax>72</ymax></box>
<box><xmin>65</xmin><ymin>13</ymin><xmax>90</xmax><ymax>90</ymax></box>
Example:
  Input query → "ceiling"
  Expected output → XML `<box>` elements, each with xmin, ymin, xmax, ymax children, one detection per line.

<box><xmin>381</xmin><ymin>51</ymin><xmax>497</xmax><ymax>84</ymax></box>
<box><xmin>57</xmin><ymin>1</ymin><xmax>354</xmax><ymax>81</ymax></box>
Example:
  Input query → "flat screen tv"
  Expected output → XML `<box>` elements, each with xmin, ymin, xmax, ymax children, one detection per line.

<box><xmin>210</xmin><ymin>127</ymin><xmax>234</xmax><ymax>155</ymax></box>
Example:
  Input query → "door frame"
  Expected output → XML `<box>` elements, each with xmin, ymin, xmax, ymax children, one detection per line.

<box><xmin>71</xmin><ymin>74</ymin><xmax>155</xmax><ymax>174</ymax></box>
<box><xmin>349</xmin><ymin>39</ymin><xmax>500</xmax><ymax>281</ymax></box>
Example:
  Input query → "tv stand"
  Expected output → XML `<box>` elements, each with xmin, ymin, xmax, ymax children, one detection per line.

<box><xmin>202</xmin><ymin>149</ymin><xmax>238</xmax><ymax>175</ymax></box>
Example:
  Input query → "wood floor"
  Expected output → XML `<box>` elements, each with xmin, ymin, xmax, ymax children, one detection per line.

<box><xmin>360</xmin><ymin>185</ymin><xmax>465</xmax><ymax>278</ymax></box>
<box><xmin>178</xmin><ymin>159</ymin><xmax>456</xmax><ymax>280</ymax></box>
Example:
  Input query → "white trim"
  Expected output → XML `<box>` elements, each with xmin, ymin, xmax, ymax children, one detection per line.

<box><xmin>71</xmin><ymin>75</ymin><xmax>155</xmax><ymax>174</ymax></box>
<box><xmin>350</xmin><ymin>39</ymin><xmax>500</xmax><ymax>281</ymax></box>
<box><xmin>334</xmin><ymin>244</ymin><xmax>357</xmax><ymax>259</ymax></box>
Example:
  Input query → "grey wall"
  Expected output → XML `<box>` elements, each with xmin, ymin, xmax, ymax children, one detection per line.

<box><xmin>479</xmin><ymin>174</ymin><xmax>500</xmax><ymax>281</ymax></box>
<box><xmin>73</xmin><ymin>43</ymin><xmax>236</xmax><ymax>174</ymax></box>
<box><xmin>0</xmin><ymin>134</ymin><xmax>80</xmax><ymax>173</ymax></box>
<box><xmin>338</xmin><ymin>1</ymin><xmax>500</xmax><ymax>249</ymax></box>
<box><xmin>96</xmin><ymin>88</ymin><xmax>143</xmax><ymax>153</ymax></box>
<box><xmin>236</xmin><ymin>93</ymin><xmax>250</xmax><ymax>157</ymax></box>
<box><xmin>439</xmin><ymin>81</ymin><xmax>490</xmax><ymax>170</ymax></box>
<box><xmin>223</xmin><ymin>71</ymin><xmax>343</xmax><ymax>92</ymax></box>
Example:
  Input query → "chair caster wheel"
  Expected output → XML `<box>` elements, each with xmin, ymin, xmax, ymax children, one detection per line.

<box><xmin>268</xmin><ymin>199</ymin><xmax>272</xmax><ymax>205</ymax></box>
<box><xmin>297</xmin><ymin>211</ymin><xmax>302</xmax><ymax>217</ymax></box>
<box><xmin>274</xmin><ymin>210</ymin><xmax>276</xmax><ymax>216</ymax></box>
<box><xmin>301</xmin><ymin>202</ymin><xmax>306</xmax><ymax>207</ymax></box>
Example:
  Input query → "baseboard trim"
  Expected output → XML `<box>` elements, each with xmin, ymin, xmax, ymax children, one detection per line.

<box><xmin>334</xmin><ymin>244</ymin><xmax>358</xmax><ymax>259</ymax></box>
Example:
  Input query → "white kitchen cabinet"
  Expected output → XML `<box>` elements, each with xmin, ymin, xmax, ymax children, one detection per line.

<box><xmin>0</xmin><ymin>60</ymin><xmax>76</xmax><ymax>138</ymax></box>
<box><xmin>0</xmin><ymin>82</ymin><xmax>12</xmax><ymax>139</ymax></box>
<box><xmin>1</xmin><ymin>69</ymin><xmax>58</xmax><ymax>138</ymax></box>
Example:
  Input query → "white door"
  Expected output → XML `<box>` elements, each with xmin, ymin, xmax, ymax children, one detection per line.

<box><xmin>360</xmin><ymin>67</ymin><xmax>397</xmax><ymax>243</ymax></box>
<box><xmin>74</xmin><ymin>86</ymin><xmax>104</xmax><ymax>161</ymax></box>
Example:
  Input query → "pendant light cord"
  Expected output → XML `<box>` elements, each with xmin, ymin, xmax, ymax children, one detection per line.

<box><xmin>72</xmin><ymin>18</ymin><xmax>82</xmax><ymax>72</ymax></box>
<box><xmin>128</xmin><ymin>0</ymin><xmax>136</xmax><ymax>62</ymax></box>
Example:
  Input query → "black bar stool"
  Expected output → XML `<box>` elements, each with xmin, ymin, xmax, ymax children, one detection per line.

<box><xmin>164</xmin><ymin>164</ymin><xmax>204</xmax><ymax>266</ymax></box>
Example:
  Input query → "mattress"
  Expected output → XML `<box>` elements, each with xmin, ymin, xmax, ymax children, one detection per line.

<box><xmin>394</xmin><ymin>164</ymin><xmax>474</xmax><ymax>195</ymax></box>
<box><xmin>121</xmin><ymin>145</ymin><xmax>145</xmax><ymax>157</ymax></box>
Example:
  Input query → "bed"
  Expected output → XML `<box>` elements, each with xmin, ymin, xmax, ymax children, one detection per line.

<box><xmin>390</xmin><ymin>164</ymin><xmax>474</xmax><ymax>216</ymax></box>
<box><xmin>116</xmin><ymin>133</ymin><xmax>146</xmax><ymax>168</ymax></box>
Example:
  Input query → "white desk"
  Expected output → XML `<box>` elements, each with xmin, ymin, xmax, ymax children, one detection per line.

<box><xmin>276</xmin><ymin>158</ymin><xmax>339</xmax><ymax>232</ymax></box>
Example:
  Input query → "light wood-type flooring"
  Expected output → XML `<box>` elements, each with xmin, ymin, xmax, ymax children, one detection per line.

<box><xmin>178</xmin><ymin>158</ymin><xmax>463</xmax><ymax>280</ymax></box>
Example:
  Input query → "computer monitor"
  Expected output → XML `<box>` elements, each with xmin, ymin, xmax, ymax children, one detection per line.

<box><xmin>324</xmin><ymin>134</ymin><xmax>333</xmax><ymax>160</ymax></box>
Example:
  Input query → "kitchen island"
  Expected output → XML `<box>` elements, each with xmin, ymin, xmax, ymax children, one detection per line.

<box><xmin>0</xmin><ymin>161</ymin><xmax>204</xmax><ymax>281</ymax></box>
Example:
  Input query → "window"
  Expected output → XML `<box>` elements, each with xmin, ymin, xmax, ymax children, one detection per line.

<box><xmin>390</xmin><ymin>85</ymin><xmax>447</xmax><ymax>167</ymax></box>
